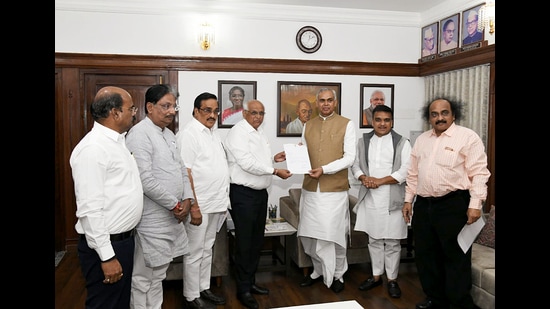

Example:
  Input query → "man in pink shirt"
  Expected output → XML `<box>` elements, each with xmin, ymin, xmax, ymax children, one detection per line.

<box><xmin>402</xmin><ymin>98</ymin><xmax>490</xmax><ymax>309</ymax></box>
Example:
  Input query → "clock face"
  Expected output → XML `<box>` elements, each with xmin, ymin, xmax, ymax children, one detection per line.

<box><xmin>296</xmin><ymin>26</ymin><xmax>322</xmax><ymax>53</ymax></box>
<box><xmin>300</xmin><ymin>30</ymin><xmax>318</xmax><ymax>49</ymax></box>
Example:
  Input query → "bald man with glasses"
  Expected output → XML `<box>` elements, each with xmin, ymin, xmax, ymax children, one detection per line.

<box><xmin>223</xmin><ymin>99</ymin><xmax>292</xmax><ymax>308</ymax></box>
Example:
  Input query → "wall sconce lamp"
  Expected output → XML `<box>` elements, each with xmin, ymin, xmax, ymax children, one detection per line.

<box><xmin>478</xmin><ymin>1</ymin><xmax>495</xmax><ymax>35</ymax></box>
<box><xmin>198</xmin><ymin>22</ymin><xmax>215</xmax><ymax>50</ymax></box>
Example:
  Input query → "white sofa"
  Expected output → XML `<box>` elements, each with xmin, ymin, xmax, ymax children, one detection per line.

<box><xmin>470</xmin><ymin>209</ymin><xmax>495</xmax><ymax>309</ymax></box>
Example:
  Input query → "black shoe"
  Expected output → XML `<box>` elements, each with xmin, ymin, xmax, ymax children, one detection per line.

<box><xmin>200</xmin><ymin>289</ymin><xmax>226</xmax><ymax>305</ymax></box>
<box><xmin>250</xmin><ymin>284</ymin><xmax>269</xmax><ymax>295</ymax></box>
<box><xmin>416</xmin><ymin>299</ymin><xmax>435</xmax><ymax>309</ymax></box>
<box><xmin>237</xmin><ymin>292</ymin><xmax>259</xmax><ymax>309</ymax></box>
<box><xmin>186</xmin><ymin>297</ymin><xmax>216</xmax><ymax>309</ymax></box>
<box><xmin>330</xmin><ymin>278</ymin><xmax>345</xmax><ymax>293</ymax></box>
<box><xmin>387</xmin><ymin>280</ymin><xmax>401</xmax><ymax>298</ymax></box>
<box><xmin>358</xmin><ymin>277</ymin><xmax>383</xmax><ymax>291</ymax></box>
<box><xmin>299</xmin><ymin>275</ymin><xmax>323</xmax><ymax>287</ymax></box>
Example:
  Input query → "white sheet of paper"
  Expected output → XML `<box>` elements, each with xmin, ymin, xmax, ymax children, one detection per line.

<box><xmin>283</xmin><ymin>144</ymin><xmax>311</xmax><ymax>174</ymax></box>
<box><xmin>457</xmin><ymin>215</ymin><xmax>486</xmax><ymax>253</ymax></box>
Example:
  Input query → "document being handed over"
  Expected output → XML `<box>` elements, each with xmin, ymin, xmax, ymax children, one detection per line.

<box><xmin>283</xmin><ymin>144</ymin><xmax>311</xmax><ymax>174</ymax></box>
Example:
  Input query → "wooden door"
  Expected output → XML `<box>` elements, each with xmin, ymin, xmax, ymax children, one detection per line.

<box><xmin>82</xmin><ymin>70</ymin><xmax>178</xmax><ymax>133</ymax></box>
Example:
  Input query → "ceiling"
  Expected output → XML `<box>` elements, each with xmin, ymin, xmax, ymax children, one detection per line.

<box><xmin>220</xmin><ymin>0</ymin><xmax>447</xmax><ymax>13</ymax></box>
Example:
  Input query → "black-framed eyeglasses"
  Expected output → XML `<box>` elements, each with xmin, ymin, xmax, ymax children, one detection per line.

<box><xmin>198</xmin><ymin>108</ymin><xmax>220</xmax><ymax>115</ymax></box>
<box><xmin>247</xmin><ymin>110</ymin><xmax>266</xmax><ymax>116</ymax></box>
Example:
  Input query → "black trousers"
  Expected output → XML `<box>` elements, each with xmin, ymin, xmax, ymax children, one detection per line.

<box><xmin>412</xmin><ymin>190</ymin><xmax>474</xmax><ymax>309</ymax></box>
<box><xmin>229</xmin><ymin>183</ymin><xmax>268</xmax><ymax>294</ymax></box>
<box><xmin>77</xmin><ymin>234</ymin><xmax>135</xmax><ymax>309</ymax></box>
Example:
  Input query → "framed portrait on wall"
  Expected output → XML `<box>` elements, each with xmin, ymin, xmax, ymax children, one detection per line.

<box><xmin>359</xmin><ymin>84</ymin><xmax>394</xmax><ymax>128</ymax></box>
<box><xmin>461</xmin><ymin>3</ymin><xmax>484</xmax><ymax>47</ymax></box>
<box><xmin>421</xmin><ymin>22</ymin><xmax>438</xmax><ymax>60</ymax></box>
<box><xmin>217</xmin><ymin>80</ymin><xmax>257</xmax><ymax>128</ymax></box>
<box><xmin>277</xmin><ymin>81</ymin><xmax>341</xmax><ymax>137</ymax></box>
<box><xmin>439</xmin><ymin>13</ymin><xmax>460</xmax><ymax>53</ymax></box>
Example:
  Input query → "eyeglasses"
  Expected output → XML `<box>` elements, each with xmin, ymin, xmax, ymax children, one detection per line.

<box><xmin>199</xmin><ymin>108</ymin><xmax>220</xmax><ymax>115</ymax></box>
<box><xmin>430</xmin><ymin>110</ymin><xmax>451</xmax><ymax>118</ymax></box>
<box><xmin>157</xmin><ymin>103</ymin><xmax>179</xmax><ymax>111</ymax></box>
<box><xmin>445</xmin><ymin>29</ymin><xmax>455</xmax><ymax>33</ymax></box>
<box><xmin>466</xmin><ymin>20</ymin><xmax>478</xmax><ymax>26</ymax></box>
<box><xmin>247</xmin><ymin>110</ymin><xmax>266</xmax><ymax>116</ymax></box>
<box><xmin>120</xmin><ymin>106</ymin><xmax>138</xmax><ymax>113</ymax></box>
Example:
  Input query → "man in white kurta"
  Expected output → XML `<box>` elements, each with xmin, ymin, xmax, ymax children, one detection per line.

<box><xmin>176</xmin><ymin>92</ymin><xmax>230</xmax><ymax>309</ymax></box>
<box><xmin>351</xmin><ymin>105</ymin><xmax>411</xmax><ymax>299</ymax></box>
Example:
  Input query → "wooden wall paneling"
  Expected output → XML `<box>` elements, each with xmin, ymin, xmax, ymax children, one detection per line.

<box><xmin>55</xmin><ymin>68</ymin><xmax>81</xmax><ymax>250</ymax></box>
<box><xmin>54</xmin><ymin>68</ymin><xmax>64</xmax><ymax>253</ymax></box>
<box><xmin>55</xmin><ymin>53</ymin><xmax>420</xmax><ymax>77</ymax></box>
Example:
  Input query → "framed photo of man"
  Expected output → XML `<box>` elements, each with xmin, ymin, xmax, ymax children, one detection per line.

<box><xmin>217</xmin><ymin>80</ymin><xmax>257</xmax><ymax>128</ymax></box>
<box><xmin>360</xmin><ymin>84</ymin><xmax>394</xmax><ymax>128</ymax></box>
<box><xmin>420</xmin><ymin>22</ymin><xmax>438</xmax><ymax>59</ymax></box>
<box><xmin>439</xmin><ymin>13</ymin><xmax>460</xmax><ymax>53</ymax></box>
<box><xmin>277</xmin><ymin>81</ymin><xmax>341</xmax><ymax>137</ymax></box>
<box><xmin>461</xmin><ymin>4</ymin><xmax>484</xmax><ymax>47</ymax></box>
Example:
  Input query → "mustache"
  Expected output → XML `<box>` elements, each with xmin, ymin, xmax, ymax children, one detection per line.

<box><xmin>436</xmin><ymin>120</ymin><xmax>446</xmax><ymax>125</ymax></box>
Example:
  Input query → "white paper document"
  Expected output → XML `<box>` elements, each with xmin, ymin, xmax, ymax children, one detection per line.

<box><xmin>457</xmin><ymin>215</ymin><xmax>486</xmax><ymax>253</ymax></box>
<box><xmin>284</xmin><ymin>144</ymin><xmax>311</xmax><ymax>174</ymax></box>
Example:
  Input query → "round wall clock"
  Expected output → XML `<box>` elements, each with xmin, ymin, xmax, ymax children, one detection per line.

<box><xmin>296</xmin><ymin>26</ymin><xmax>322</xmax><ymax>53</ymax></box>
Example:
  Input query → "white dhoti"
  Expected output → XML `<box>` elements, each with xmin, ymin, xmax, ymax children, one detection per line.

<box><xmin>298</xmin><ymin>188</ymin><xmax>350</xmax><ymax>287</ymax></box>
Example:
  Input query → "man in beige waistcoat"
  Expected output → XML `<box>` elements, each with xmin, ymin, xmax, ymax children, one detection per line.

<box><xmin>297</xmin><ymin>88</ymin><xmax>357</xmax><ymax>293</ymax></box>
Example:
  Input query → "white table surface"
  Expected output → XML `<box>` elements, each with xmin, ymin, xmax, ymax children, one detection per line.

<box><xmin>272</xmin><ymin>300</ymin><xmax>364</xmax><ymax>309</ymax></box>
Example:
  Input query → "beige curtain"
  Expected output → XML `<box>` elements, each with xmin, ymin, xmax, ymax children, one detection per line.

<box><xmin>424</xmin><ymin>64</ymin><xmax>490</xmax><ymax>147</ymax></box>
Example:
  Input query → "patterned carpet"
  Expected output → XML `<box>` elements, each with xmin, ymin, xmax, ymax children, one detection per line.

<box><xmin>55</xmin><ymin>251</ymin><xmax>66</xmax><ymax>267</ymax></box>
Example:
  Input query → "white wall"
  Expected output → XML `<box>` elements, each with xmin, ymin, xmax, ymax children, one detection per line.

<box><xmin>55</xmin><ymin>0</ymin><xmax>493</xmax><ymax>62</ymax></box>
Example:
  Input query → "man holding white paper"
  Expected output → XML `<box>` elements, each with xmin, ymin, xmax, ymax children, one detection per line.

<box><xmin>297</xmin><ymin>88</ymin><xmax>356</xmax><ymax>294</ymax></box>
<box><xmin>401</xmin><ymin>98</ymin><xmax>490</xmax><ymax>309</ymax></box>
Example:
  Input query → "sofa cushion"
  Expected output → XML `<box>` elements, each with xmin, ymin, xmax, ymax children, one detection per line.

<box><xmin>475</xmin><ymin>205</ymin><xmax>495</xmax><ymax>249</ymax></box>
<box><xmin>289</xmin><ymin>188</ymin><xmax>302</xmax><ymax>207</ymax></box>
<box><xmin>471</xmin><ymin>243</ymin><xmax>495</xmax><ymax>294</ymax></box>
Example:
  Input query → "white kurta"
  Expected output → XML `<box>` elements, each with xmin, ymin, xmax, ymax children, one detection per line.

<box><xmin>353</xmin><ymin>134</ymin><xmax>407</xmax><ymax>239</ymax></box>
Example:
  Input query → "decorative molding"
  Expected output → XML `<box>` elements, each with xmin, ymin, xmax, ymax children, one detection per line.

<box><xmin>55</xmin><ymin>44</ymin><xmax>494</xmax><ymax>77</ymax></box>
<box><xmin>55</xmin><ymin>0</ymin><xmax>423</xmax><ymax>27</ymax></box>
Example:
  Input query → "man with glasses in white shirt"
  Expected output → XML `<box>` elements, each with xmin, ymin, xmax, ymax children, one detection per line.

<box><xmin>71</xmin><ymin>86</ymin><xmax>143</xmax><ymax>309</ymax></box>
<box><xmin>223</xmin><ymin>99</ymin><xmax>292</xmax><ymax>309</ymax></box>
<box><xmin>176</xmin><ymin>92</ymin><xmax>229</xmax><ymax>309</ymax></box>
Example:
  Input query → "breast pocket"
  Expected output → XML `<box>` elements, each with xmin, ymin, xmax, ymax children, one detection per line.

<box><xmin>435</xmin><ymin>147</ymin><xmax>459</xmax><ymax>168</ymax></box>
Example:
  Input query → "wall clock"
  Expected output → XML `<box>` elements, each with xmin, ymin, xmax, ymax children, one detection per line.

<box><xmin>296</xmin><ymin>26</ymin><xmax>322</xmax><ymax>53</ymax></box>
